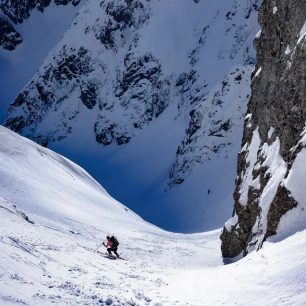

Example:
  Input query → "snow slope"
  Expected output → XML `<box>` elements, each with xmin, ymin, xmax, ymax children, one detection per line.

<box><xmin>1</xmin><ymin>126</ymin><xmax>306</xmax><ymax>305</ymax></box>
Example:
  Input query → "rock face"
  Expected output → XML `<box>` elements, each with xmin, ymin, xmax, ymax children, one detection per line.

<box><xmin>221</xmin><ymin>0</ymin><xmax>306</xmax><ymax>257</ymax></box>
<box><xmin>0</xmin><ymin>16</ymin><xmax>22</xmax><ymax>50</ymax></box>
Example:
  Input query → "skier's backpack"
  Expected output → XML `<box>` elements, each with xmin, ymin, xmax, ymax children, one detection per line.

<box><xmin>110</xmin><ymin>236</ymin><xmax>119</xmax><ymax>247</ymax></box>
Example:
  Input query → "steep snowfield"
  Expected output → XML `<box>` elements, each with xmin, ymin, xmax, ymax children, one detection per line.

<box><xmin>1</xmin><ymin>126</ymin><xmax>306</xmax><ymax>305</ymax></box>
<box><xmin>0</xmin><ymin>125</ymin><xmax>140</xmax><ymax>227</ymax></box>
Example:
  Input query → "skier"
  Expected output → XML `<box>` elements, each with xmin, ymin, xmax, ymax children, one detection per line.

<box><xmin>103</xmin><ymin>235</ymin><xmax>120</xmax><ymax>258</ymax></box>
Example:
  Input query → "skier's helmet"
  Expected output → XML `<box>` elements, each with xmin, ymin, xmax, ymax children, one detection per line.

<box><xmin>106</xmin><ymin>235</ymin><xmax>110</xmax><ymax>240</ymax></box>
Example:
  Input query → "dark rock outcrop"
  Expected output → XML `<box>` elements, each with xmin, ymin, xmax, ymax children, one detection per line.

<box><xmin>0</xmin><ymin>16</ymin><xmax>22</xmax><ymax>50</ymax></box>
<box><xmin>221</xmin><ymin>0</ymin><xmax>306</xmax><ymax>258</ymax></box>
<box><xmin>95</xmin><ymin>0</ymin><xmax>150</xmax><ymax>52</ymax></box>
<box><xmin>95</xmin><ymin>52</ymin><xmax>171</xmax><ymax>145</ymax></box>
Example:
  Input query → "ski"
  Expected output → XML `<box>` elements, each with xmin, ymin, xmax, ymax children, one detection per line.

<box><xmin>96</xmin><ymin>250</ymin><xmax>126</xmax><ymax>260</ymax></box>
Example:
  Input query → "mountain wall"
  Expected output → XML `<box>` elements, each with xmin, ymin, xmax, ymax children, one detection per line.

<box><xmin>3</xmin><ymin>0</ymin><xmax>260</xmax><ymax>232</ymax></box>
<box><xmin>221</xmin><ymin>0</ymin><xmax>306</xmax><ymax>257</ymax></box>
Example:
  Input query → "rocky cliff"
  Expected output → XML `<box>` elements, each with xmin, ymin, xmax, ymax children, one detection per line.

<box><xmin>221</xmin><ymin>0</ymin><xmax>306</xmax><ymax>257</ymax></box>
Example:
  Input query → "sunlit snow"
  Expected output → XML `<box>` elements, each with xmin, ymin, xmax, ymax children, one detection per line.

<box><xmin>0</xmin><ymin>126</ymin><xmax>306</xmax><ymax>305</ymax></box>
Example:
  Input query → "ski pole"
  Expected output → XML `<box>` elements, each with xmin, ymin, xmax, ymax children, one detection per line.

<box><xmin>94</xmin><ymin>242</ymin><xmax>105</xmax><ymax>252</ymax></box>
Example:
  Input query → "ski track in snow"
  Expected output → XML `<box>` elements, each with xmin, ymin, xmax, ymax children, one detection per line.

<box><xmin>0</xmin><ymin>199</ymin><xmax>218</xmax><ymax>306</ymax></box>
<box><xmin>0</xmin><ymin>126</ymin><xmax>306</xmax><ymax>305</ymax></box>
<box><xmin>1</xmin><ymin>198</ymin><xmax>306</xmax><ymax>306</ymax></box>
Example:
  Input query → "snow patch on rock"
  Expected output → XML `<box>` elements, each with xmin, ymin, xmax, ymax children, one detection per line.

<box><xmin>239</xmin><ymin>127</ymin><xmax>261</xmax><ymax>206</ymax></box>
<box><xmin>249</xmin><ymin>138</ymin><xmax>287</xmax><ymax>250</ymax></box>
